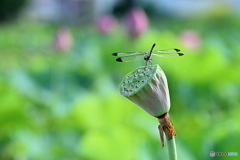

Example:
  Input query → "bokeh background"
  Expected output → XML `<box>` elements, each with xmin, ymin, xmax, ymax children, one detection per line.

<box><xmin>0</xmin><ymin>0</ymin><xmax>240</xmax><ymax>160</ymax></box>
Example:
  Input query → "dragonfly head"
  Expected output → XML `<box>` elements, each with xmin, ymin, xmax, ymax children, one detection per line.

<box><xmin>144</xmin><ymin>53</ymin><xmax>151</xmax><ymax>61</ymax></box>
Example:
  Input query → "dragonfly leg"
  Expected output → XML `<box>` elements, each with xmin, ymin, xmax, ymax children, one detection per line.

<box><xmin>144</xmin><ymin>60</ymin><xmax>148</xmax><ymax>68</ymax></box>
<box><xmin>147</xmin><ymin>59</ymin><xmax>154</xmax><ymax>66</ymax></box>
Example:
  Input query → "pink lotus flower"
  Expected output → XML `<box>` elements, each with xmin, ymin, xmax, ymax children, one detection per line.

<box><xmin>95</xmin><ymin>14</ymin><xmax>117</xmax><ymax>34</ymax></box>
<box><xmin>124</xmin><ymin>7</ymin><xmax>148</xmax><ymax>38</ymax></box>
<box><xmin>179</xmin><ymin>30</ymin><xmax>201</xmax><ymax>49</ymax></box>
<box><xmin>54</xmin><ymin>27</ymin><xmax>73</xmax><ymax>52</ymax></box>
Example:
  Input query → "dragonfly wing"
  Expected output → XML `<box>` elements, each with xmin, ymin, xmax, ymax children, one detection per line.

<box><xmin>152</xmin><ymin>49</ymin><xmax>183</xmax><ymax>58</ymax></box>
<box><xmin>112</xmin><ymin>52</ymin><xmax>146</xmax><ymax>57</ymax></box>
<box><xmin>115</xmin><ymin>54</ymin><xmax>145</xmax><ymax>62</ymax></box>
<box><xmin>112</xmin><ymin>52</ymin><xmax>145</xmax><ymax>62</ymax></box>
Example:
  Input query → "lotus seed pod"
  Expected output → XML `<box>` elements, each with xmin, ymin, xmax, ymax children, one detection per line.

<box><xmin>119</xmin><ymin>64</ymin><xmax>170</xmax><ymax>117</ymax></box>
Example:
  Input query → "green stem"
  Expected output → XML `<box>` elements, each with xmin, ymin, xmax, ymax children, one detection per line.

<box><xmin>157</xmin><ymin>112</ymin><xmax>177</xmax><ymax>160</ymax></box>
<box><xmin>166</xmin><ymin>135</ymin><xmax>177</xmax><ymax>160</ymax></box>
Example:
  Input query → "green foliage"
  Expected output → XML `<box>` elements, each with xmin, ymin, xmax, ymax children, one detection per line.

<box><xmin>0</xmin><ymin>16</ymin><xmax>239</xmax><ymax>160</ymax></box>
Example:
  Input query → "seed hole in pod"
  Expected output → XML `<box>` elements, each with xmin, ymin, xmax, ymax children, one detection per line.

<box><xmin>136</xmin><ymin>86</ymin><xmax>138</xmax><ymax>88</ymax></box>
<box><xmin>130</xmin><ymin>90</ymin><xmax>133</xmax><ymax>92</ymax></box>
<box><xmin>142</xmin><ymin>81</ymin><xmax>144</xmax><ymax>83</ymax></box>
<box><xmin>137</xmin><ymin>81</ymin><xmax>140</xmax><ymax>82</ymax></box>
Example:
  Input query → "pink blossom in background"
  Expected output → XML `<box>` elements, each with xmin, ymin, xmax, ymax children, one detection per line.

<box><xmin>54</xmin><ymin>27</ymin><xmax>73</xmax><ymax>52</ymax></box>
<box><xmin>179</xmin><ymin>30</ymin><xmax>201</xmax><ymax>49</ymax></box>
<box><xmin>124</xmin><ymin>7</ymin><xmax>148</xmax><ymax>38</ymax></box>
<box><xmin>95</xmin><ymin>14</ymin><xmax>117</xmax><ymax>34</ymax></box>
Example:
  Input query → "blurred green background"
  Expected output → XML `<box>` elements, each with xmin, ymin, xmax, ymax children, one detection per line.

<box><xmin>0</xmin><ymin>0</ymin><xmax>240</xmax><ymax>160</ymax></box>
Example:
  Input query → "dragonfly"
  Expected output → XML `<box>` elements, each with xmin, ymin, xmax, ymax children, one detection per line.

<box><xmin>112</xmin><ymin>43</ymin><xmax>184</xmax><ymax>66</ymax></box>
